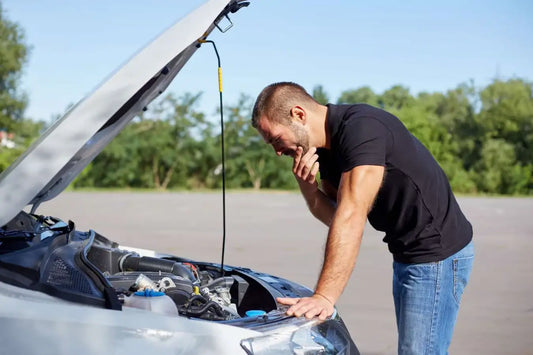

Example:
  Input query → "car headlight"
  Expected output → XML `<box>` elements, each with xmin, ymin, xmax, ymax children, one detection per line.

<box><xmin>240</xmin><ymin>317</ymin><xmax>356</xmax><ymax>355</ymax></box>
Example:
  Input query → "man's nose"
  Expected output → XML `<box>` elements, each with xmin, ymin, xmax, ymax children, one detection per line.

<box><xmin>271</xmin><ymin>143</ymin><xmax>283</xmax><ymax>156</ymax></box>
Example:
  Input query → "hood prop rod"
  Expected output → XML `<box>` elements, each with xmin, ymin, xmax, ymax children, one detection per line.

<box><xmin>199</xmin><ymin>38</ymin><xmax>227</xmax><ymax>276</ymax></box>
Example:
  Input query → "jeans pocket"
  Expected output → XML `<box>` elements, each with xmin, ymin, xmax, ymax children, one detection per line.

<box><xmin>453</xmin><ymin>255</ymin><xmax>474</xmax><ymax>305</ymax></box>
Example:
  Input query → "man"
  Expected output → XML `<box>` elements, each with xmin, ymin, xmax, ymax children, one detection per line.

<box><xmin>251</xmin><ymin>82</ymin><xmax>474</xmax><ymax>354</ymax></box>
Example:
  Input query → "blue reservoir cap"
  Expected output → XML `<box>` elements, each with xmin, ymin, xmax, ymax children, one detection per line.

<box><xmin>134</xmin><ymin>289</ymin><xmax>165</xmax><ymax>297</ymax></box>
<box><xmin>245</xmin><ymin>310</ymin><xmax>266</xmax><ymax>317</ymax></box>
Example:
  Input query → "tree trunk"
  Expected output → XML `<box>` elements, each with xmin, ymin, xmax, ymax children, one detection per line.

<box><xmin>245</xmin><ymin>159</ymin><xmax>264</xmax><ymax>190</ymax></box>
<box><xmin>253</xmin><ymin>178</ymin><xmax>261</xmax><ymax>190</ymax></box>
<box><xmin>152</xmin><ymin>157</ymin><xmax>161</xmax><ymax>189</ymax></box>
<box><xmin>161</xmin><ymin>162</ymin><xmax>176</xmax><ymax>190</ymax></box>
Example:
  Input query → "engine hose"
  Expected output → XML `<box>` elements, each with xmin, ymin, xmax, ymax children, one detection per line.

<box><xmin>188</xmin><ymin>294</ymin><xmax>208</xmax><ymax>305</ymax></box>
<box><xmin>183</xmin><ymin>300</ymin><xmax>226</xmax><ymax>318</ymax></box>
<box><xmin>204</xmin><ymin>276</ymin><xmax>234</xmax><ymax>290</ymax></box>
<box><xmin>119</xmin><ymin>255</ymin><xmax>196</xmax><ymax>282</ymax></box>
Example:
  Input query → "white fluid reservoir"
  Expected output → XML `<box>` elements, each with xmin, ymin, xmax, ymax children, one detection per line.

<box><xmin>123</xmin><ymin>289</ymin><xmax>179</xmax><ymax>316</ymax></box>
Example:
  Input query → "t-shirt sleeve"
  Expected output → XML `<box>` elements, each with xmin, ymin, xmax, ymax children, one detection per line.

<box><xmin>337</xmin><ymin>116</ymin><xmax>388</xmax><ymax>171</ymax></box>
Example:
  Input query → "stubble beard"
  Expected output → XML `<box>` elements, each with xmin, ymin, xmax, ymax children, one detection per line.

<box><xmin>290</xmin><ymin>122</ymin><xmax>310</xmax><ymax>155</ymax></box>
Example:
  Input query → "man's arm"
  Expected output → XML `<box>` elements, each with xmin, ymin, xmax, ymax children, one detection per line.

<box><xmin>278</xmin><ymin>164</ymin><xmax>384</xmax><ymax>320</ymax></box>
<box><xmin>293</xmin><ymin>147</ymin><xmax>336</xmax><ymax>226</ymax></box>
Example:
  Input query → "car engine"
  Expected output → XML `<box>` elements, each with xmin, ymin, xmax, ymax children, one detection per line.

<box><xmin>0</xmin><ymin>212</ymin><xmax>277</xmax><ymax>321</ymax></box>
<box><xmin>106</xmin><ymin>255</ymin><xmax>241</xmax><ymax>320</ymax></box>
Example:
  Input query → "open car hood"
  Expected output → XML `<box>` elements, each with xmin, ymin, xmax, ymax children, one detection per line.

<box><xmin>0</xmin><ymin>0</ymin><xmax>249</xmax><ymax>227</ymax></box>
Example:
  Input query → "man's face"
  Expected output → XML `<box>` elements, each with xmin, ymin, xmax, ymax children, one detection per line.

<box><xmin>257</xmin><ymin>116</ymin><xmax>309</xmax><ymax>158</ymax></box>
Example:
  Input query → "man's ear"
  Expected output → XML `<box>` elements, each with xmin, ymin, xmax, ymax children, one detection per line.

<box><xmin>290</xmin><ymin>106</ymin><xmax>306</xmax><ymax>124</ymax></box>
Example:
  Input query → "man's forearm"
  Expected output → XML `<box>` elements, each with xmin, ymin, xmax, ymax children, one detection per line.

<box><xmin>314</xmin><ymin>206</ymin><xmax>365</xmax><ymax>304</ymax></box>
<box><xmin>314</xmin><ymin>165</ymin><xmax>384</xmax><ymax>304</ymax></box>
<box><xmin>298</xmin><ymin>180</ymin><xmax>336</xmax><ymax>226</ymax></box>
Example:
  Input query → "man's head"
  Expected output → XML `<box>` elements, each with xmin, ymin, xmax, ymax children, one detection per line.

<box><xmin>251</xmin><ymin>82</ymin><xmax>319</xmax><ymax>157</ymax></box>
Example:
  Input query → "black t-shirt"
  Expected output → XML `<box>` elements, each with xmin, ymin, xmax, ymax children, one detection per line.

<box><xmin>318</xmin><ymin>104</ymin><xmax>472</xmax><ymax>263</ymax></box>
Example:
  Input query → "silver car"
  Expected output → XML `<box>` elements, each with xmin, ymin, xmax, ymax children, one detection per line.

<box><xmin>0</xmin><ymin>1</ymin><xmax>358</xmax><ymax>354</ymax></box>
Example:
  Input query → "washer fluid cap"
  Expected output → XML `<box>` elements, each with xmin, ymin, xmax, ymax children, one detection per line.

<box><xmin>245</xmin><ymin>310</ymin><xmax>266</xmax><ymax>317</ymax></box>
<box><xmin>134</xmin><ymin>289</ymin><xmax>165</xmax><ymax>297</ymax></box>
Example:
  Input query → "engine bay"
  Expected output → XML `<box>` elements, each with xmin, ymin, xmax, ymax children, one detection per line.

<box><xmin>0</xmin><ymin>212</ymin><xmax>278</xmax><ymax>321</ymax></box>
<box><xmin>91</xmin><ymin>246</ymin><xmax>272</xmax><ymax>321</ymax></box>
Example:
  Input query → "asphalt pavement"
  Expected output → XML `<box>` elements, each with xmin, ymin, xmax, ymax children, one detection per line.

<box><xmin>42</xmin><ymin>192</ymin><xmax>533</xmax><ymax>354</ymax></box>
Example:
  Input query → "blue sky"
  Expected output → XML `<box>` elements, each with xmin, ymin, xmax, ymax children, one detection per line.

<box><xmin>3</xmin><ymin>0</ymin><xmax>533</xmax><ymax>123</ymax></box>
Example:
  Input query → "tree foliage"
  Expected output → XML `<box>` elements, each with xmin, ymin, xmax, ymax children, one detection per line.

<box><xmin>0</xmin><ymin>4</ymin><xmax>43</xmax><ymax>170</ymax></box>
<box><xmin>32</xmin><ymin>78</ymin><xmax>533</xmax><ymax>195</ymax></box>
<box><xmin>0</xmin><ymin>4</ymin><xmax>28</xmax><ymax>130</ymax></box>
<box><xmin>0</xmin><ymin>8</ymin><xmax>531</xmax><ymax>194</ymax></box>
<box><xmin>312</xmin><ymin>85</ymin><xmax>330</xmax><ymax>105</ymax></box>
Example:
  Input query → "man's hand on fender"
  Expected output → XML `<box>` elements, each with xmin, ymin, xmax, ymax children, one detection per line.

<box><xmin>277</xmin><ymin>293</ymin><xmax>335</xmax><ymax>321</ymax></box>
<box><xmin>293</xmin><ymin>146</ymin><xmax>319</xmax><ymax>186</ymax></box>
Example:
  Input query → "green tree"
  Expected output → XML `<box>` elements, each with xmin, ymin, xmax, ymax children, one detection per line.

<box><xmin>478</xmin><ymin>79</ymin><xmax>533</xmax><ymax>166</ymax></box>
<box><xmin>0</xmin><ymin>4</ymin><xmax>44</xmax><ymax>174</ymax></box>
<box><xmin>429</xmin><ymin>83</ymin><xmax>480</xmax><ymax>171</ymax></box>
<box><xmin>76</xmin><ymin>92</ymin><xmax>213</xmax><ymax>189</ymax></box>
<box><xmin>0</xmin><ymin>4</ymin><xmax>29</xmax><ymax>131</ymax></box>
<box><xmin>312</xmin><ymin>85</ymin><xmax>330</xmax><ymax>105</ymax></box>
<box><xmin>473</xmin><ymin>139</ymin><xmax>531</xmax><ymax>194</ymax></box>
<box><xmin>471</xmin><ymin>79</ymin><xmax>533</xmax><ymax>193</ymax></box>
<box><xmin>144</xmin><ymin>92</ymin><xmax>212</xmax><ymax>189</ymax></box>
<box><xmin>337</xmin><ymin>86</ymin><xmax>379</xmax><ymax>106</ymax></box>
<box><xmin>416</xmin><ymin>84</ymin><xmax>479</xmax><ymax>192</ymax></box>
<box><xmin>380</xmin><ymin>85</ymin><xmax>414</xmax><ymax>111</ymax></box>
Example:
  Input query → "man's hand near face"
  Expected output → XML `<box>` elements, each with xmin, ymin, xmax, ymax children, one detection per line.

<box><xmin>291</xmin><ymin>146</ymin><xmax>336</xmax><ymax>227</ymax></box>
<box><xmin>292</xmin><ymin>146</ymin><xmax>319</xmax><ymax>187</ymax></box>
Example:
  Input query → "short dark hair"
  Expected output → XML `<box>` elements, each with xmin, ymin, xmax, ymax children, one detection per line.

<box><xmin>251</xmin><ymin>82</ymin><xmax>317</xmax><ymax>128</ymax></box>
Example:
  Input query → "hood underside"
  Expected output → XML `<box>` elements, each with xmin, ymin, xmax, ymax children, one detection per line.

<box><xmin>0</xmin><ymin>0</ymin><xmax>248</xmax><ymax>227</ymax></box>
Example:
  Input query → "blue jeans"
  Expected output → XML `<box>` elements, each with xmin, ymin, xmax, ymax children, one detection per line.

<box><xmin>392</xmin><ymin>241</ymin><xmax>474</xmax><ymax>355</ymax></box>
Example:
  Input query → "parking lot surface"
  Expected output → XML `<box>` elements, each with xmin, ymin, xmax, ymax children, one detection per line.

<box><xmin>43</xmin><ymin>192</ymin><xmax>533</xmax><ymax>354</ymax></box>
